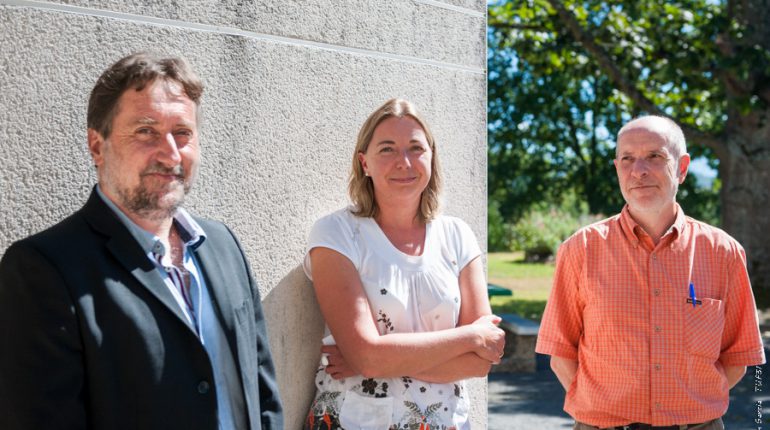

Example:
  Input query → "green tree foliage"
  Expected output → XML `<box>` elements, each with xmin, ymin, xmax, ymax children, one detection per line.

<box><xmin>489</xmin><ymin>0</ymin><xmax>721</xmax><ymax>225</ymax></box>
<box><xmin>488</xmin><ymin>0</ymin><xmax>770</xmax><ymax>301</ymax></box>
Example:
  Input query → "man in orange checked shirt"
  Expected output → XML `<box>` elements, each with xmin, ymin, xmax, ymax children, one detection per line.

<box><xmin>536</xmin><ymin>115</ymin><xmax>766</xmax><ymax>430</ymax></box>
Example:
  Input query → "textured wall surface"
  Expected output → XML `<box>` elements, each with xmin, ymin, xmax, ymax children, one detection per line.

<box><xmin>0</xmin><ymin>1</ymin><xmax>487</xmax><ymax>428</ymax></box>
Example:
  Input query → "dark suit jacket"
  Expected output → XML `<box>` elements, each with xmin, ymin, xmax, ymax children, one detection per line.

<box><xmin>0</xmin><ymin>189</ymin><xmax>283</xmax><ymax>430</ymax></box>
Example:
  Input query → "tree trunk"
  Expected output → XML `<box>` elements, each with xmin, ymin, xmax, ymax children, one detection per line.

<box><xmin>720</xmin><ymin>111</ymin><xmax>770</xmax><ymax>306</ymax></box>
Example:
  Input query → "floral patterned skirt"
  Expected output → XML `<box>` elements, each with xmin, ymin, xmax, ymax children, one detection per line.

<box><xmin>304</xmin><ymin>368</ymin><xmax>468</xmax><ymax>430</ymax></box>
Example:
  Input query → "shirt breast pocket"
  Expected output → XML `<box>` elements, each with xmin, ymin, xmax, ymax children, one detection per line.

<box><xmin>684</xmin><ymin>297</ymin><xmax>725</xmax><ymax>360</ymax></box>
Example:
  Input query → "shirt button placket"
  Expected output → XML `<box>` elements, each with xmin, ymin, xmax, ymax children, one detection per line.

<box><xmin>649</xmin><ymin>251</ymin><xmax>663</xmax><ymax>419</ymax></box>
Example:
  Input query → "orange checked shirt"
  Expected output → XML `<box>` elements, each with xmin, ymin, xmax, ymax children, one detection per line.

<box><xmin>536</xmin><ymin>205</ymin><xmax>766</xmax><ymax>428</ymax></box>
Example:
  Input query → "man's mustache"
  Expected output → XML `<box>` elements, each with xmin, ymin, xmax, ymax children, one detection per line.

<box><xmin>140</xmin><ymin>164</ymin><xmax>185</xmax><ymax>178</ymax></box>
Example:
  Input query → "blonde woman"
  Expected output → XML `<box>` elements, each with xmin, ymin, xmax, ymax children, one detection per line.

<box><xmin>303</xmin><ymin>99</ymin><xmax>504</xmax><ymax>430</ymax></box>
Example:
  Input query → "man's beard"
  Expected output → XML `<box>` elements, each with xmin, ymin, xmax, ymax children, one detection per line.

<box><xmin>115</xmin><ymin>164</ymin><xmax>193</xmax><ymax>221</ymax></box>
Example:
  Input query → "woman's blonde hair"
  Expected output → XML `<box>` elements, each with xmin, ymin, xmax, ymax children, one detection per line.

<box><xmin>349</xmin><ymin>98</ymin><xmax>442</xmax><ymax>222</ymax></box>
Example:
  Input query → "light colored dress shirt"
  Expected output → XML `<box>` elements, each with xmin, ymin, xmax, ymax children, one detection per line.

<box><xmin>96</xmin><ymin>187</ymin><xmax>246</xmax><ymax>430</ymax></box>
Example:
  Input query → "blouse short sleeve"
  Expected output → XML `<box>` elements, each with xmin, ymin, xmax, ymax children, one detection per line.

<box><xmin>303</xmin><ymin>209</ymin><xmax>360</xmax><ymax>280</ymax></box>
<box><xmin>443</xmin><ymin>216</ymin><xmax>482</xmax><ymax>272</ymax></box>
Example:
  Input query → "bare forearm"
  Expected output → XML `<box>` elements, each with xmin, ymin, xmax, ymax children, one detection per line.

<box><xmin>312</xmin><ymin>249</ymin><xmax>503</xmax><ymax>379</ymax></box>
<box><xmin>412</xmin><ymin>352</ymin><xmax>493</xmax><ymax>383</ymax></box>
<box><xmin>349</xmin><ymin>323</ymin><xmax>498</xmax><ymax>378</ymax></box>
<box><xmin>725</xmin><ymin>365</ymin><xmax>746</xmax><ymax>389</ymax></box>
<box><xmin>550</xmin><ymin>356</ymin><xmax>578</xmax><ymax>391</ymax></box>
<box><xmin>400</xmin><ymin>256</ymin><xmax>498</xmax><ymax>382</ymax></box>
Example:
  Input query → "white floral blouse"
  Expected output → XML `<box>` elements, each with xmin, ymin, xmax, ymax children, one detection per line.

<box><xmin>303</xmin><ymin>208</ymin><xmax>481</xmax><ymax>430</ymax></box>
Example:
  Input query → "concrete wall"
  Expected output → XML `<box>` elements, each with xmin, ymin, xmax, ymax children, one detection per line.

<box><xmin>0</xmin><ymin>0</ymin><xmax>487</xmax><ymax>428</ymax></box>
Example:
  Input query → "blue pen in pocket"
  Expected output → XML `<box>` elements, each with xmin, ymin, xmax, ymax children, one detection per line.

<box><xmin>689</xmin><ymin>282</ymin><xmax>696</xmax><ymax>308</ymax></box>
<box><xmin>687</xmin><ymin>281</ymin><xmax>702</xmax><ymax>306</ymax></box>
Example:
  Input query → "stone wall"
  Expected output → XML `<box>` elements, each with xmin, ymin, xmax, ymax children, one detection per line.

<box><xmin>0</xmin><ymin>1</ymin><xmax>487</xmax><ymax>427</ymax></box>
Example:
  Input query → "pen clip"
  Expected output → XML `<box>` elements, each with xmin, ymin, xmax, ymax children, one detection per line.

<box><xmin>688</xmin><ymin>281</ymin><xmax>701</xmax><ymax>307</ymax></box>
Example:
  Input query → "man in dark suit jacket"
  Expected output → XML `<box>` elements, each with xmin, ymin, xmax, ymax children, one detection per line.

<box><xmin>0</xmin><ymin>52</ymin><xmax>283</xmax><ymax>429</ymax></box>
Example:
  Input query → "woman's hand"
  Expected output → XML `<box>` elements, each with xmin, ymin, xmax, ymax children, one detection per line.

<box><xmin>470</xmin><ymin>314</ymin><xmax>505</xmax><ymax>364</ymax></box>
<box><xmin>312</xmin><ymin>247</ymin><xmax>501</xmax><ymax>378</ymax></box>
<box><xmin>322</xmin><ymin>345</ymin><xmax>357</xmax><ymax>380</ymax></box>
<box><xmin>411</xmin><ymin>315</ymin><xmax>505</xmax><ymax>383</ymax></box>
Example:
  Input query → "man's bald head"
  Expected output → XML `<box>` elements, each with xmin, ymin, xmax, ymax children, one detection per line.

<box><xmin>616</xmin><ymin>116</ymin><xmax>687</xmax><ymax>159</ymax></box>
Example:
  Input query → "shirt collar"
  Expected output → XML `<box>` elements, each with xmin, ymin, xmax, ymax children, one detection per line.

<box><xmin>96</xmin><ymin>185</ymin><xmax>206</xmax><ymax>257</ymax></box>
<box><xmin>619</xmin><ymin>203</ymin><xmax>687</xmax><ymax>250</ymax></box>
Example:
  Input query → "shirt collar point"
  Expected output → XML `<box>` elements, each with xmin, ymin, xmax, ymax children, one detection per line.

<box><xmin>173</xmin><ymin>208</ymin><xmax>207</xmax><ymax>246</ymax></box>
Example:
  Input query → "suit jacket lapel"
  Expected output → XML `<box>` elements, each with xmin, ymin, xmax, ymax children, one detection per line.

<box><xmin>80</xmin><ymin>188</ymin><xmax>197</xmax><ymax>334</ymax></box>
<box><xmin>193</xmin><ymin>239</ymin><xmax>238</xmax><ymax>335</ymax></box>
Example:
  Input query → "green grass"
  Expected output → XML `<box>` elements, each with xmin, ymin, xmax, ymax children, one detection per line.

<box><xmin>490</xmin><ymin>298</ymin><xmax>548</xmax><ymax>322</ymax></box>
<box><xmin>488</xmin><ymin>251</ymin><xmax>554</xmax><ymax>321</ymax></box>
<box><xmin>487</xmin><ymin>252</ymin><xmax>554</xmax><ymax>301</ymax></box>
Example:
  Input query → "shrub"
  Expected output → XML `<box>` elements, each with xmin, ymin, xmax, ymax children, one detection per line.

<box><xmin>488</xmin><ymin>200</ymin><xmax>515</xmax><ymax>252</ymax></box>
<box><xmin>510</xmin><ymin>205</ymin><xmax>602</xmax><ymax>262</ymax></box>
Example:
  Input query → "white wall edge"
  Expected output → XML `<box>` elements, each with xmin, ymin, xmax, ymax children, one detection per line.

<box><xmin>1</xmin><ymin>0</ymin><xmax>486</xmax><ymax>75</ymax></box>
<box><xmin>412</xmin><ymin>0</ymin><xmax>485</xmax><ymax>18</ymax></box>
